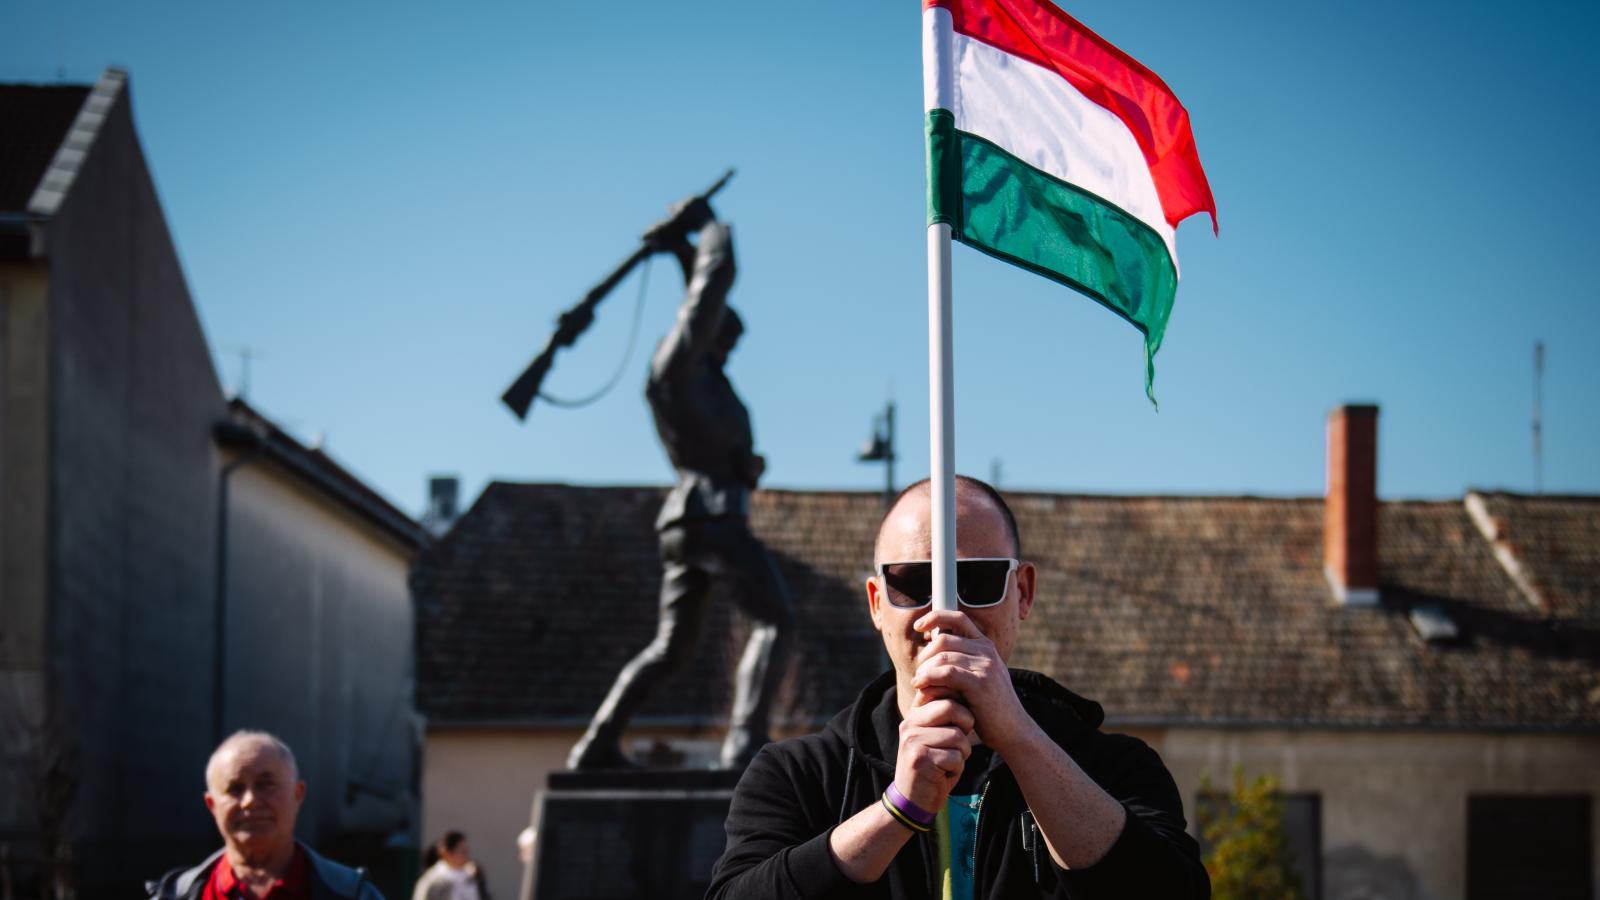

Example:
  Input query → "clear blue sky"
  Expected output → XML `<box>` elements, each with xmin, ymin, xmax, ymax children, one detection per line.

<box><xmin>5</xmin><ymin>0</ymin><xmax>1596</xmax><ymax>516</ymax></box>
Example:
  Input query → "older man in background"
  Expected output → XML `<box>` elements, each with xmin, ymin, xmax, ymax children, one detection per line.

<box><xmin>146</xmin><ymin>730</ymin><xmax>385</xmax><ymax>900</ymax></box>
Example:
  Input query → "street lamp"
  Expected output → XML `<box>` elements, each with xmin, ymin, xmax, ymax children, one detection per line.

<box><xmin>856</xmin><ymin>400</ymin><xmax>896</xmax><ymax>509</ymax></box>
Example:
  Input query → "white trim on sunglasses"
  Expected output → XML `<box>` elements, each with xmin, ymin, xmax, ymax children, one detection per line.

<box><xmin>874</xmin><ymin>557</ymin><xmax>1020</xmax><ymax>609</ymax></box>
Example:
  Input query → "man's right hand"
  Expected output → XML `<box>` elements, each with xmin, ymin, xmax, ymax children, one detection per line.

<box><xmin>893</xmin><ymin>697</ymin><xmax>975</xmax><ymax>813</ymax></box>
<box><xmin>829</xmin><ymin>696</ymin><xmax>975</xmax><ymax>883</ymax></box>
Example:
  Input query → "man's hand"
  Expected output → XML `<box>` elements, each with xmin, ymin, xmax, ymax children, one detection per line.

<box><xmin>893</xmin><ymin>697</ymin><xmax>974</xmax><ymax>813</ymax></box>
<box><xmin>912</xmin><ymin>610</ymin><xmax>1130</xmax><ymax>871</ymax></box>
<box><xmin>911</xmin><ymin>610</ymin><xmax>1036</xmax><ymax>754</ymax></box>
<box><xmin>829</xmin><ymin>694</ymin><xmax>973</xmax><ymax>883</ymax></box>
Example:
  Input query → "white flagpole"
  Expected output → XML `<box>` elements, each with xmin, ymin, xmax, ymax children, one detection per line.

<box><xmin>924</xmin><ymin>6</ymin><xmax>957</xmax><ymax>614</ymax></box>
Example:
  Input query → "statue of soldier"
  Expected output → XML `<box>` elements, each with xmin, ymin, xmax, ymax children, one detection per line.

<box><xmin>568</xmin><ymin>198</ymin><xmax>793</xmax><ymax>771</ymax></box>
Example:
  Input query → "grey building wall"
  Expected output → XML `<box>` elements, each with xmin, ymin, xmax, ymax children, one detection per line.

<box><xmin>0</xmin><ymin>265</ymin><xmax>51</xmax><ymax>673</ymax></box>
<box><xmin>2</xmin><ymin>71</ymin><xmax>420</xmax><ymax>896</ymax></box>
<box><xmin>221</xmin><ymin>460</ymin><xmax>419</xmax><ymax>863</ymax></box>
<box><xmin>41</xmin><ymin>82</ymin><xmax>227</xmax><ymax>889</ymax></box>
<box><xmin>0</xmin><ymin>263</ymin><xmax>52</xmax><ymax>849</ymax></box>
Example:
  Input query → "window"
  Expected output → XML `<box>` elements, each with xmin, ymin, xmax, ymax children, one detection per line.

<box><xmin>1468</xmin><ymin>794</ymin><xmax>1592</xmax><ymax>900</ymax></box>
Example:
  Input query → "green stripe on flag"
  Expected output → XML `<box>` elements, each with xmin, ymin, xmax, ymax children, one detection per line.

<box><xmin>926</xmin><ymin>109</ymin><xmax>962</xmax><ymax>228</ymax></box>
<box><xmin>925</xmin><ymin>112</ymin><xmax>1178</xmax><ymax>403</ymax></box>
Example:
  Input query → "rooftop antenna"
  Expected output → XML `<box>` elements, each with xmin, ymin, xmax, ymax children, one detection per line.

<box><xmin>990</xmin><ymin>457</ymin><xmax>1003</xmax><ymax>490</ymax></box>
<box><xmin>224</xmin><ymin>345</ymin><xmax>260</xmax><ymax>400</ymax></box>
<box><xmin>1533</xmin><ymin>340</ymin><xmax>1544</xmax><ymax>495</ymax></box>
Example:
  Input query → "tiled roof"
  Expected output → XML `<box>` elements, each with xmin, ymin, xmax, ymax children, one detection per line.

<box><xmin>1466</xmin><ymin>491</ymin><xmax>1600</xmax><ymax>626</ymax></box>
<box><xmin>1015</xmin><ymin>495</ymin><xmax>1598</xmax><ymax>730</ymax></box>
<box><xmin>413</xmin><ymin>485</ymin><xmax>1600</xmax><ymax>732</ymax></box>
<box><xmin>412</xmin><ymin>484</ymin><xmax>885</xmax><ymax>728</ymax></box>
<box><xmin>0</xmin><ymin>83</ymin><xmax>89</xmax><ymax>213</ymax></box>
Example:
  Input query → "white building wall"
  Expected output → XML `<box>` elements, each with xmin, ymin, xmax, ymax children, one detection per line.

<box><xmin>223</xmin><ymin>456</ymin><xmax>418</xmax><ymax>848</ymax></box>
<box><xmin>424</xmin><ymin>720</ymin><xmax>1600</xmax><ymax>900</ymax></box>
<box><xmin>1159</xmin><ymin>728</ymin><xmax>1600</xmax><ymax>900</ymax></box>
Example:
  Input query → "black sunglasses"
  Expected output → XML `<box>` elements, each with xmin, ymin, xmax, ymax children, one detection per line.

<box><xmin>875</xmin><ymin>558</ymin><xmax>1019</xmax><ymax>609</ymax></box>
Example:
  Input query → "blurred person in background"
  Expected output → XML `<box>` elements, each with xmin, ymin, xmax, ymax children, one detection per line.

<box><xmin>515</xmin><ymin>827</ymin><xmax>535</xmax><ymax>867</ymax></box>
<box><xmin>147</xmin><ymin>730</ymin><xmax>384</xmax><ymax>899</ymax></box>
<box><xmin>411</xmin><ymin>832</ymin><xmax>484</xmax><ymax>900</ymax></box>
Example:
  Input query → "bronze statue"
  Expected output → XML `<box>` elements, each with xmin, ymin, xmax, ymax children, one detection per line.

<box><xmin>501</xmin><ymin>171</ymin><xmax>734</xmax><ymax>421</ymax></box>
<box><xmin>567</xmin><ymin>198</ymin><xmax>793</xmax><ymax>771</ymax></box>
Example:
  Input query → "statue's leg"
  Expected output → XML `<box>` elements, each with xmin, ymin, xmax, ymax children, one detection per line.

<box><xmin>567</xmin><ymin>528</ymin><xmax>713</xmax><ymax>769</ymax></box>
<box><xmin>717</xmin><ymin>522</ymin><xmax>794</xmax><ymax>770</ymax></box>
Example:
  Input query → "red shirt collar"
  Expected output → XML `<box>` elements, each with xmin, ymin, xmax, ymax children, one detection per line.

<box><xmin>206</xmin><ymin>845</ymin><xmax>310</xmax><ymax>900</ymax></box>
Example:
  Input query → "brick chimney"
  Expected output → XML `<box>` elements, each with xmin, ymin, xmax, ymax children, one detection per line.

<box><xmin>423</xmin><ymin>474</ymin><xmax>460</xmax><ymax>538</ymax></box>
<box><xmin>1325</xmin><ymin>404</ymin><xmax>1379</xmax><ymax>605</ymax></box>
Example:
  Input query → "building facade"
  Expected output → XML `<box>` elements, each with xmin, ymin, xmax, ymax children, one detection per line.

<box><xmin>414</xmin><ymin>410</ymin><xmax>1599</xmax><ymax>899</ymax></box>
<box><xmin>0</xmin><ymin>70</ymin><xmax>423</xmax><ymax>896</ymax></box>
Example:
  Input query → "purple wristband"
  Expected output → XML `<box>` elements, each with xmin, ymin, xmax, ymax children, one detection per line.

<box><xmin>885</xmin><ymin>782</ymin><xmax>938</xmax><ymax>828</ymax></box>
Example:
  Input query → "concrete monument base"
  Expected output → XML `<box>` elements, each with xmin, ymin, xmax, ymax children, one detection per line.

<box><xmin>523</xmin><ymin>769</ymin><xmax>742</xmax><ymax>900</ymax></box>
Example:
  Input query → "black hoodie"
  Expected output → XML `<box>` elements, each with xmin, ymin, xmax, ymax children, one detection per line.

<box><xmin>706</xmin><ymin>669</ymin><xmax>1209</xmax><ymax>900</ymax></box>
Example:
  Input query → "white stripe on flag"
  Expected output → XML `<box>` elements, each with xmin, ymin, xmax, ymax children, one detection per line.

<box><xmin>948</xmin><ymin>28</ymin><xmax>1178</xmax><ymax>268</ymax></box>
<box><xmin>923</xmin><ymin>6</ymin><xmax>954</xmax><ymax>114</ymax></box>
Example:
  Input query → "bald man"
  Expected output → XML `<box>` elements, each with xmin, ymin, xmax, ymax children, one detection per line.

<box><xmin>707</xmin><ymin>476</ymin><xmax>1208</xmax><ymax>899</ymax></box>
<box><xmin>146</xmin><ymin>730</ymin><xmax>385</xmax><ymax>900</ymax></box>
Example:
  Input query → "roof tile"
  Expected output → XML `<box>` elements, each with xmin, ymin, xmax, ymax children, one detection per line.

<box><xmin>414</xmin><ymin>486</ymin><xmax>1600</xmax><ymax>732</ymax></box>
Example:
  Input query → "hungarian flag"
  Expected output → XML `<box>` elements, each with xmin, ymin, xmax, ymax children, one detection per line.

<box><xmin>923</xmin><ymin>0</ymin><xmax>1216</xmax><ymax>400</ymax></box>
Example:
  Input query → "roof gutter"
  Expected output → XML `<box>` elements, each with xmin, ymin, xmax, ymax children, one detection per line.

<box><xmin>0</xmin><ymin>213</ymin><xmax>48</xmax><ymax>260</ymax></box>
<box><xmin>213</xmin><ymin>419</ymin><xmax>428</xmax><ymax>550</ymax></box>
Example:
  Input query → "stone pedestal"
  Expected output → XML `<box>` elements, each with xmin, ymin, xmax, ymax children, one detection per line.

<box><xmin>523</xmin><ymin>769</ymin><xmax>742</xmax><ymax>900</ymax></box>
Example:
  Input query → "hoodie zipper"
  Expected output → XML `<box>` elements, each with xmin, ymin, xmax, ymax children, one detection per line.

<box><xmin>969</xmin><ymin>778</ymin><xmax>993</xmax><ymax>899</ymax></box>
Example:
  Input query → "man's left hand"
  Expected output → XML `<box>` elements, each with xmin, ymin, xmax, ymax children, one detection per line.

<box><xmin>911</xmin><ymin>610</ymin><xmax>1038</xmax><ymax>753</ymax></box>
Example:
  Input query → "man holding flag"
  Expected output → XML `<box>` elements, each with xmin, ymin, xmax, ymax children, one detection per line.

<box><xmin>706</xmin><ymin>477</ymin><xmax>1207</xmax><ymax>898</ymax></box>
<box><xmin>711</xmin><ymin>0</ymin><xmax>1216</xmax><ymax>894</ymax></box>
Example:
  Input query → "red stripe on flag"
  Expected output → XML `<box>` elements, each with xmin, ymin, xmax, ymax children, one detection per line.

<box><xmin>926</xmin><ymin>0</ymin><xmax>1217</xmax><ymax>233</ymax></box>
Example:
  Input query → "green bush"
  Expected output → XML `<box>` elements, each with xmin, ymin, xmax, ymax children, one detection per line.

<box><xmin>1197</xmin><ymin>768</ymin><xmax>1306</xmax><ymax>900</ymax></box>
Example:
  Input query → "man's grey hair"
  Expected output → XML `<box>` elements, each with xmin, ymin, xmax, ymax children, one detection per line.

<box><xmin>205</xmin><ymin>729</ymin><xmax>300</xmax><ymax>790</ymax></box>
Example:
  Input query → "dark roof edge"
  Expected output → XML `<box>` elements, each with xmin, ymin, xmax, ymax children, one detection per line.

<box><xmin>422</xmin><ymin>713</ymin><xmax>1600</xmax><ymax>735</ymax></box>
<box><xmin>27</xmin><ymin>67</ymin><xmax>125</xmax><ymax>218</ymax></box>
<box><xmin>1465</xmin><ymin>487</ymin><xmax>1600</xmax><ymax>503</ymax></box>
<box><xmin>480</xmin><ymin>480</ymin><xmax>1333</xmax><ymax>503</ymax></box>
<box><xmin>423</xmin><ymin>714</ymin><xmax>834</xmax><ymax>732</ymax></box>
<box><xmin>481</xmin><ymin>480</ymin><xmax>1598</xmax><ymax>505</ymax></box>
<box><xmin>216</xmin><ymin>399</ymin><xmax>426</xmax><ymax>551</ymax></box>
<box><xmin>0</xmin><ymin>213</ymin><xmax>47</xmax><ymax>260</ymax></box>
<box><xmin>1104</xmin><ymin>716</ymin><xmax>1600</xmax><ymax>735</ymax></box>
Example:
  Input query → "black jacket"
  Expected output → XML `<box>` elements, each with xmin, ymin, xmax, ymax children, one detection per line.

<box><xmin>707</xmin><ymin>669</ymin><xmax>1209</xmax><ymax>899</ymax></box>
